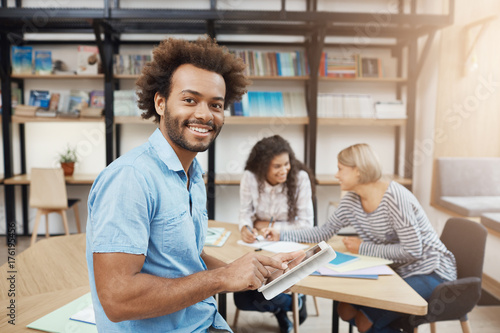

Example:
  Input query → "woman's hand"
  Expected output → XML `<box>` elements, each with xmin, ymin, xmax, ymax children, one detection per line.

<box><xmin>253</xmin><ymin>220</ymin><xmax>270</xmax><ymax>230</ymax></box>
<box><xmin>262</xmin><ymin>227</ymin><xmax>280</xmax><ymax>241</ymax></box>
<box><xmin>342</xmin><ymin>236</ymin><xmax>362</xmax><ymax>254</ymax></box>
<box><xmin>240</xmin><ymin>225</ymin><xmax>258</xmax><ymax>243</ymax></box>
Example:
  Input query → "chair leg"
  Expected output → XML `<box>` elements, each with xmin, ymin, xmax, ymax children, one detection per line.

<box><xmin>31</xmin><ymin>209</ymin><xmax>43</xmax><ymax>246</ymax></box>
<box><xmin>45</xmin><ymin>213</ymin><xmax>50</xmax><ymax>238</ymax></box>
<box><xmin>73</xmin><ymin>203</ymin><xmax>82</xmax><ymax>233</ymax></box>
<box><xmin>60</xmin><ymin>210</ymin><xmax>70</xmax><ymax>236</ymax></box>
<box><xmin>430</xmin><ymin>322</ymin><xmax>436</xmax><ymax>333</ymax></box>
<box><xmin>460</xmin><ymin>319</ymin><xmax>472</xmax><ymax>333</ymax></box>
<box><xmin>233</xmin><ymin>308</ymin><xmax>239</xmax><ymax>328</ymax></box>
<box><xmin>312</xmin><ymin>296</ymin><xmax>320</xmax><ymax>316</ymax></box>
<box><xmin>292</xmin><ymin>292</ymin><xmax>299</xmax><ymax>333</ymax></box>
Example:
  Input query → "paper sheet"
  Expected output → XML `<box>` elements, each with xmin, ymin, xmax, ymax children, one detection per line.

<box><xmin>27</xmin><ymin>292</ymin><xmax>97</xmax><ymax>333</ymax></box>
<box><xmin>70</xmin><ymin>303</ymin><xmax>96</xmax><ymax>325</ymax></box>
<box><xmin>237</xmin><ymin>240</ymin><xmax>309</xmax><ymax>253</ymax></box>
<box><xmin>325</xmin><ymin>254</ymin><xmax>393</xmax><ymax>272</ymax></box>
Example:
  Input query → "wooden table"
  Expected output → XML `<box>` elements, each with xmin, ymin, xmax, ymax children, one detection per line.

<box><xmin>4</xmin><ymin>173</ymin><xmax>98</xmax><ymax>185</ymax></box>
<box><xmin>206</xmin><ymin>220</ymin><xmax>427</xmax><ymax>333</ymax></box>
<box><xmin>0</xmin><ymin>233</ymin><xmax>89</xmax><ymax>331</ymax></box>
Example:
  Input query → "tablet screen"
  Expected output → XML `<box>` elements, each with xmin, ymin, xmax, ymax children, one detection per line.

<box><xmin>266</xmin><ymin>244</ymin><xmax>322</xmax><ymax>283</ymax></box>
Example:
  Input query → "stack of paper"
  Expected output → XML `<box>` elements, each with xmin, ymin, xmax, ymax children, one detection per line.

<box><xmin>314</xmin><ymin>252</ymin><xmax>394</xmax><ymax>279</ymax></box>
<box><xmin>237</xmin><ymin>240</ymin><xmax>309</xmax><ymax>253</ymax></box>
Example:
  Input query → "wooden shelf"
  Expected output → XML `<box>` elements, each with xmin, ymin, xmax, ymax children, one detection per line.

<box><xmin>114</xmin><ymin>74</ymin><xmax>140</xmax><ymax>79</ymax></box>
<box><xmin>11</xmin><ymin>74</ymin><xmax>104</xmax><ymax>79</ymax></box>
<box><xmin>4</xmin><ymin>173</ymin><xmax>98</xmax><ymax>185</ymax></box>
<box><xmin>114</xmin><ymin>116</ymin><xmax>156</xmax><ymax>124</ymax></box>
<box><xmin>318</xmin><ymin>118</ymin><xmax>406</xmax><ymax>126</ymax></box>
<box><xmin>316</xmin><ymin>174</ymin><xmax>412</xmax><ymax>186</ymax></box>
<box><xmin>248</xmin><ymin>75</ymin><xmax>309</xmax><ymax>81</ymax></box>
<box><xmin>225</xmin><ymin>116</ymin><xmax>308</xmax><ymax>125</ymax></box>
<box><xmin>319</xmin><ymin>77</ymin><xmax>407</xmax><ymax>83</ymax></box>
<box><xmin>12</xmin><ymin>115</ymin><xmax>104</xmax><ymax>123</ymax></box>
<box><xmin>114</xmin><ymin>74</ymin><xmax>310</xmax><ymax>81</ymax></box>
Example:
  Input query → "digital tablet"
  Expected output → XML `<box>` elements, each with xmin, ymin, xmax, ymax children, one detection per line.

<box><xmin>258</xmin><ymin>241</ymin><xmax>336</xmax><ymax>300</ymax></box>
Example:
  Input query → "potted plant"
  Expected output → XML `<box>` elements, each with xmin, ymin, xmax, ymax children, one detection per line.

<box><xmin>58</xmin><ymin>145</ymin><xmax>78</xmax><ymax>176</ymax></box>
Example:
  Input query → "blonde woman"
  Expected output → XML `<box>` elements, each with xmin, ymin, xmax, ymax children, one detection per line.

<box><xmin>264</xmin><ymin>143</ymin><xmax>457</xmax><ymax>333</ymax></box>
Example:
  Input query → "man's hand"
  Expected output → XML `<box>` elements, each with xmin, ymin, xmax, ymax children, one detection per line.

<box><xmin>342</xmin><ymin>236</ymin><xmax>362</xmax><ymax>254</ymax></box>
<box><xmin>218</xmin><ymin>252</ymin><xmax>288</xmax><ymax>292</ymax></box>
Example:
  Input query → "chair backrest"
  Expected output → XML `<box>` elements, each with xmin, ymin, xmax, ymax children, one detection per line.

<box><xmin>440</xmin><ymin>217</ymin><xmax>488</xmax><ymax>279</ymax></box>
<box><xmin>29</xmin><ymin>168</ymin><xmax>68</xmax><ymax>209</ymax></box>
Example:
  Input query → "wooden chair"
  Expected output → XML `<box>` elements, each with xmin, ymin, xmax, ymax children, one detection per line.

<box><xmin>29</xmin><ymin>168</ymin><xmax>81</xmax><ymax>246</ymax></box>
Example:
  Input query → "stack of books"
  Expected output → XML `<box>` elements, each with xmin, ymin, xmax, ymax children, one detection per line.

<box><xmin>231</xmin><ymin>91</ymin><xmax>307</xmax><ymax>117</ymax></box>
<box><xmin>375</xmin><ymin>101</ymin><xmax>406</xmax><ymax>119</ymax></box>
<box><xmin>318</xmin><ymin>52</ymin><xmax>386</xmax><ymax>78</ymax></box>
<box><xmin>317</xmin><ymin>93</ymin><xmax>375</xmax><ymax>118</ymax></box>
<box><xmin>230</xmin><ymin>50</ymin><xmax>309</xmax><ymax>77</ymax></box>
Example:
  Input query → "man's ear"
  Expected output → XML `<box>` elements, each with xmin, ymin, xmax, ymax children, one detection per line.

<box><xmin>154</xmin><ymin>92</ymin><xmax>166</xmax><ymax>117</ymax></box>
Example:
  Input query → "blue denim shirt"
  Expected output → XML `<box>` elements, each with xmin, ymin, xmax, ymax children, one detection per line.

<box><xmin>86</xmin><ymin>129</ymin><xmax>231</xmax><ymax>332</ymax></box>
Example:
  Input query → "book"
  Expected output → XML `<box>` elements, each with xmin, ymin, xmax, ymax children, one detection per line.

<box><xmin>77</xmin><ymin>45</ymin><xmax>99</xmax><ymax>75</ymax></box>
<box><xmin>80</xmin><ymin>107</ymin><xmax>103</xmax><ymax>118</ymax></box>
<box><xmin>48</xmin><ymin>93</ymin><xmax>60</xmax><ymax>111</ymax></box>
<box><xmin>113</xmin><ymin>90</ymin><xmax>140</xmax><ymax>116</ymax></box>
<box><xmin>14</xmin><ymin>104</ymin><xmax>39</xmax><ymax>117</ymax></box>
<box><xmin>34</xmin><ymin>50</ymin><xmax>52</xmax><ymax>75</ymax></box>
<box><xmin>35</xmin><ymin>108</ymin><xmax>57</xmax><ymax>117</ymax></box>
<box><xmin>28</xmin><ymin>90</ymin><xmax>50</xmax><ymax>108</ymax></box>
<box><xmin>60</xmin><ymin>89</ymin><xmax>89</xmax><ymax>118</ymax></box>
<box><xmin>327</xmin><ymin>252</ymin><xmax>360</xmax><ymax>267</ymax></box>
<box><xmin>89</xmin><ymin>90</ymin><xmax>105</xmax><ymax>108</ymax></box>
<box><xmin>11</xmin><ymin>46</ymin><xmax>33</xmax><ymax>74</ymax></box>
<box><xmin>27</xmin><ymin>292</ymin><xmax>97</xmax><ymax>332</ymax></box>
<box><xmin>204</xmin><ymin>227</ymin><xmax>231</xmax><ymax>247</ymax></box>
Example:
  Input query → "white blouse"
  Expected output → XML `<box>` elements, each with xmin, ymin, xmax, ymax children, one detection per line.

<box><xmin>238</xmin><ymin>170</ymin><xmax>314</xmax><ymax>232</ymax></box>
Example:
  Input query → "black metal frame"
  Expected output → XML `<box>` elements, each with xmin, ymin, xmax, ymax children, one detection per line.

<box><xmin>0</xmin><ymin>3</ymin><xmax>454</xmax><ymax>328</ymax></box>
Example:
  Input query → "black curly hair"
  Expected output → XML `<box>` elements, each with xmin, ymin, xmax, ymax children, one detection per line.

<box><xmin>245</xmin><ymin>135</ymin><xmax>316</xmax><ymax>223</ymax></box>
<box><xmin>136</xmin><ymin>35</ymin><xmax>251</xmax><ymax>123</ymax></box>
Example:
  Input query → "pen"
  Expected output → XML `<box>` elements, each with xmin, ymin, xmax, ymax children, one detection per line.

<box><xmin>269</xmin><ymin>216</ymin><xmax>275</xmax><ymax>229</ymax></box>
<box><xmin>266</xmin><ymin>217</ymin><xmax>275</xmax><ymax>240</ymax></box>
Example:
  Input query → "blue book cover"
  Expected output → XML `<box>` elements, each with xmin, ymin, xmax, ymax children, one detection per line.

<box><xmin>12</xmin><ymin>46</ymin><xmax>33</xmax><ymax>74</ymax></box>
<box><xmin>34</xmin><ymin>50</ymin><xmax>52</xmax><ymax>75</ymax></box>
<box><xmin>232</xmin><ymin>100</ymin><xmax>243</xmax><ymax>116</ymax></box>
<box><xmin>329</xmin><ymin>252</ymin><xmax>360</xmax><ymax>267</ymax></box>
<box><xmin>28</xmin><ymin>90</ymin><xmax>50</xmax><ymax>108</ymax></box>
<box><xmin>241</xmin><ymin>93</ymin><xmax>250</xmax><ymax>117</ymax></box>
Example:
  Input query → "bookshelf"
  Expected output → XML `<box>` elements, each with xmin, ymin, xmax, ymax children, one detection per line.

<box><xmin>0</xmin><ymin>1</ymin><xmax>454</xmax><ymax>239</ymax></box>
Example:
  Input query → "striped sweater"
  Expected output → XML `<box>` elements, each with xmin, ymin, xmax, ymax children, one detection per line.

<box><xmin>281</xmin><ymin>181</ymin><xmax>457</xmax><ymax>281</ymax></box>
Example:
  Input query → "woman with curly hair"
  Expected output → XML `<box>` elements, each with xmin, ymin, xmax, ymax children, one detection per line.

<box><xmin>235</xmin><ymin>135</ymin><xmax>314</xmax><ymax>332</ymax></box>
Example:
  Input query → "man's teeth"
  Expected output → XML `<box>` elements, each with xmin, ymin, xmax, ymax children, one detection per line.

<box><xmin>189</xmin><ymin>126</ymin><xmax>209</xmax><ymax>133</ymax></box>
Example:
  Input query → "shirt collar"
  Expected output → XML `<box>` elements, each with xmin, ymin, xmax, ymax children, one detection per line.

<box><xmin>263</xmin><ymin>179</ymin><xmax>285</xmax><ymax>193</ymax></box>
<box><xmin>148</xmin><ymin>128</ymin><xmax>204</xmax><ymax>183</ymax></box>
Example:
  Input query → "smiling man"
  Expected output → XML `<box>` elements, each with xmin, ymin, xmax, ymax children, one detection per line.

<box><xmin>86</xmin><ymin>36</ymin><xmax>300</xmax><ymax>332</ymax></box>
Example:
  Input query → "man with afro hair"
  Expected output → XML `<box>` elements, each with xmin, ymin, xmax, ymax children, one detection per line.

<box><xmin>86</xmin><ymin>36</ymin><xmax>302</xmax><ymax>332</ymax></box>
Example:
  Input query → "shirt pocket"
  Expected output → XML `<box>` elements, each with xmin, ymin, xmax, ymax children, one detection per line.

<box><xmin>162</xmin><ymin>210</ymin><xmax>197</xmax><ymax>257</ymax></box>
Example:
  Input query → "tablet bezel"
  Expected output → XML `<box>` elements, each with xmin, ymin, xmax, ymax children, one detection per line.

<box><xmin>258</xmin><ymin>241</ymin><xmax>329</xmax><ymax>293</ymax></box>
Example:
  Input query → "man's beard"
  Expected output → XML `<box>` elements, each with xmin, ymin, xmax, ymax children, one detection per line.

<box><xmin>164</xmin><ymin>111</ymin><xmax>222</xmax><ymax>152</ymax></box>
